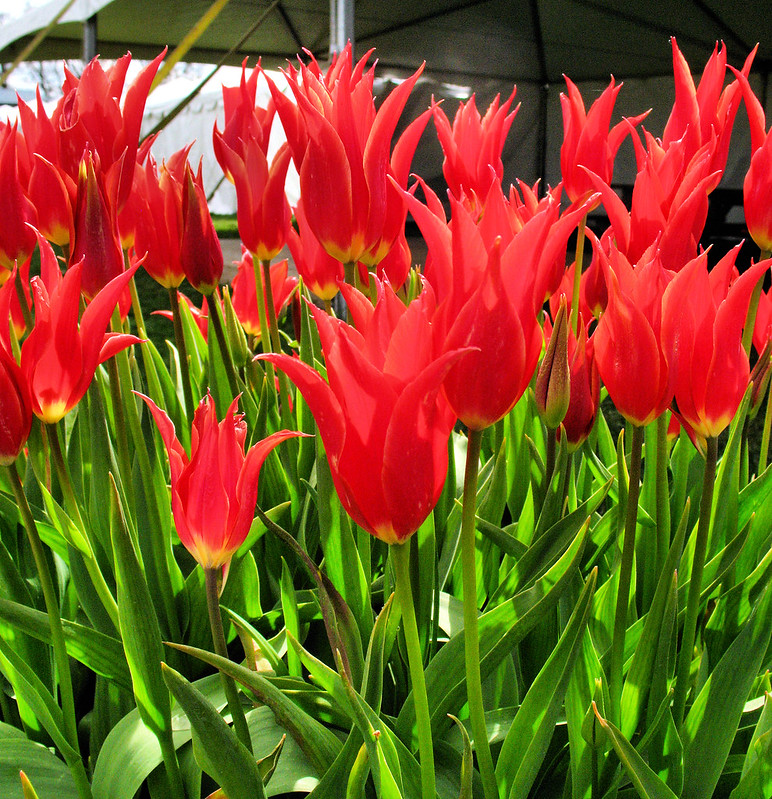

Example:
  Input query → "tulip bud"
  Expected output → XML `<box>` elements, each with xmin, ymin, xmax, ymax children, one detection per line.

<box><xmin>180</xmin><ymin>163</ymin><xmax>223</xmax><ymax>296</ymax></box>
<box><xmin>535</xmin><ymin>299</ymin><xmax>570</xmax><ymax>429</ymax></box>
<box><xmin>0</xmin><ymin>345</ymin><xmax>32</xmax><ymax>466</ymax></box>
<box><xmin>72</xmin><ymin>152</ymin><xmax>126</xmax><ymax>300</ymax></box>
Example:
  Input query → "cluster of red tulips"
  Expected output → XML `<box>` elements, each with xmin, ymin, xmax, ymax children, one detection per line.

<box><xmin>1</xmin><ymin>33</ymin><xmax>772</xmax><ymax>799</ymax></box>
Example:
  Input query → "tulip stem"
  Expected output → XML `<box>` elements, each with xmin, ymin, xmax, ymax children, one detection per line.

<box><xmin>460</xmin><ymin>427</ymin><xmax>498</xmax><ymax>799</ymax></box>
<box><xmin>609</xmin><ymin>423</ymin><xmax>644</xmax><ymax>724</ymax></box>
<box><xmin>251</xmin><ymin>255</ymin><xmax>278</xmax><ymax>390</ymax></box>
<box><xmin>673</xmin><ymin>435</ymin><xmax>718</xmax><ymax>728</ymax></box>
<box><xmin>168</xmin><ymin>287</ymin><xmax>196</xmax><ymax>418</ymax></box>
<box><xmin>391</xmin><ymin>541</ymin><xmax>435</xmax><ymax>799</ymax></box>
<box><xmin>4</xmin><ymin>464</ymin><xmax>92</xmax><ymax>799</ymax></box>
<box><xmin>204</xmin><ymin>567</ymin><xmax>253</xmax><ymax>753</ymax></box>
<box><xmin>207</xmin><ymin>295</ymin><xmax>241</xmax><ymax>398</ymax></box>
<box><xmin>261</xmin><ymin>260</ymin><xmax>296</xmax><ymax>427</ymax></box>
<box><xmin>47</xmin><ymin>422</ymin><xmax>120</xmax><ymax>631</ymax></box>
<box><xmin>569</xmin><ymin>215</ymin><xmax>587</xmax><ymax>336</ymax></box>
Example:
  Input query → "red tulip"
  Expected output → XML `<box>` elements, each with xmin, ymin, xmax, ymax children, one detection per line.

<box><xmin>0</xmin><ymin>343</ymin><xmax>32</xmax><ymax>466</ymax></box>
<box><xmin>661</xmin><ymin>250</ymin><xmax>770</xmax><ymax>441</ymax></box>
<box><xmin>432</xmin><ymin>89</ymin><xmax>518</xmax><ymax>210</ymax></box>
<box><xmin>53</xmin><ymin>50</ymin><xmax>165</xmax><ymax>211</ymax></box>
<box><xmin>20</xmin><ymin>237</ymin><xmax>141</xmax><ymax>424</ymax></box>
<box><xmin>130</xmin><ymin>149</ymin><xmax>188</xmax><ymax>289</ymax></box>
<box><xmin>562</xmin><ymin>315</ymin><xmax>600</xmax><ymax>450</ymax></box>
<box><xmin>729</xmin><ymin>66</ymin><xmax>772</xmax><ymax>253</ymax></box>
<box><xmin>180</xmin><ymin>162</ymin><xmax>223</xmax><ymax>295</ymax></box>
<box><xmin>230</xmin><ymin>249</ymin><xmax>297</xmax><ymax>338</ymax></box>
<box><xmin>0</xmin><ymin>123</ymin><xmax>37</xmax><ymax>271</ymax></box>
<box><xmin>559</xmin><ymin>75</ymin><xmax>646</xmax><ymax>204</ymax></box>
<box><xmin>286</xmin><ymin>199</ymin><xmax>344</xmax><ymax>301</ymax></box>
<box><xmin>71</xmin><ymin>152</ymin><xmax>125</xmax><ymax>299</ymax></box>
<box><xmin>271</xmin><ymin>44</ymin><xmax>426</xmax><ymax>265</ymax></box>
<box><xmin>140</xmin><ymin>392</ymin><xmax>301</xmax><ymax>569</ymax></box>
<box><xmin>593</xmin><ymin>245</ymin><xmax>674</xmax><ymax>427</ymax></box>
<box><xmin>260</xmin><ymin>280</ymin><xmax>468</xmax><ymax>543</ymax></box>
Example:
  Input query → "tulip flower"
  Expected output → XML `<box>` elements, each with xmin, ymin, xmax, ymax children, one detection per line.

<box><xmin>432</xmin><ymin>89</ymin><xmax>518</xmax><ymax>210</ymax></box>
<box><xmin>593</xmin><ymin>245</ymin><xmax>674</xmax><ymax>427</ymax></box>
<box><xmin>130</xmin><ymin>149</ymin><xmax>189</xmax><ymax>289</ymax></box>
<box><xmin>260</xmin><ymin>279</ymin><xmax>468</xmax><ymax>544</ymax></box>
<box><xmin>71</xmin><ymin>152</ymin><xmax>125</xmax><ymax>299</ymax></box>
<box><xmin>661</xmin><ymin>249</ymin><xmax>770</xmax><ymax>443</ymax></box>
<box><xmin>270</xmin><ymin>44</ymin><xmax>428</xmax><ymax>266</ymax></box>
<box><xmin>728</xmin><ymin>66</ymin><xmax>772</xmax><ymax>254</ymax></box>
<box><xmin>20</xmin><ymin>238</ymin><xmax>141</xmax><ymax>424</ymax></box>
<box><xmin>559</xmin><ymin>75</ymin><xmax>646</xmax><ymax>205</ymax></box>
<box><xmin>52</xmin><ymin>50</ymin><xmax>165</xmax><ymax>211</ymax></box>
<box><xmin>562</xmin><ymin>315</ymin><xmax>600</xmax><ymax>451</ymax></box>
<box><xmin>0</xmin><ymin>344</ymin><xmax>32</xmax><ymax>466</ymax></box>
<box><xmin>180</xmin><ymin>162</ymin><xmax>223</xmax><ymax>295</ymax></box>
<box><xmin>662</xmin><ymin>39</ymin><xmax>754</xmax><ymax>179</ymax></box>
<box><xmin>139</xmin><ymin>392</ymin><xmax>301</xmax><ymax>569</ymax></box>
<box><xmin>230</xmin><ymin>249</ymin><xmax>297</xmax><ymax>338</ymax></box>
<box><xmin>0</xmin><ymin>124</ymin><xmax>37</xmax><ymax>271</ymax></box>
<box><xmin>535</xmin><ymin>300</ymin><xmax>570</xmax><ymax>430</ymax></box>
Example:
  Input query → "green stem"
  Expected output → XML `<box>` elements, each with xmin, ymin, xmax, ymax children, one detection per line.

<box><xmin>204</xmin><ymin>567</ymin><xmax>253</xmax><ymax>753</ymax></box>
<box><xmin>545</xmin><ymin>426</ymin><xmax>557</xmax><ymax>486</ymax></box>
<box><xmin>392</xmin><ymin>541</ymin><xmax>435</xmax><ymax>799</ymax></box>
<box><xmin>251</xmin><ymin>254</ymin><xmax>275</xmax><ymax>380</ymax></box>
<box><xmin>672</xmin><ymin>436</ymin><xmax>718</xmax><ymax>728</ymax></box>
<box><xmin>47</xmin><ymin>423</ymin><xmax>120</xmax><ymax>631</ymax></box>
<box><xmin>609</xmin><ymin>423</ymin><xmax>644</xmax><ymax>723</ymax></box>
<box><xmin>14</xmin><ymin>266</ymin><xmax>33</xmax><ymax>332</ymax></box>
<box><xmin>460</xmin><ymin>427</ymin><xmax>497</xmax><ymax>799</ymax></box>
<box><xmin>207</xmin><ymin>294</ymin><xmax>240</xmax><ymax>398</ymax></box>
<box><xmin>570</xmin><ymin>215</ymin><xmax>587</xmax><ymax>336</ymax></box>
<box><xmin>655</xmin><ymin>415</ymin><xmax>671</xmax><ymax>579</ymax></box>
<box><xmin>168</xmin><ymin>287</ymin><xmax>195</xmax><ymax>418</ymax></box>
<box><xmin>5</xmin><ymin>464</ymin><xmax>93</xmax><ymax>799</ymax></box>
<box><xmin>128</xmin><ymin>275</ymin><xmax>147</xmax><ymax>338</ymax></box>
<box><xmin>106</xmin><ymin>312</ymin><xmax>135</xmax><ymax>509</ymax></box>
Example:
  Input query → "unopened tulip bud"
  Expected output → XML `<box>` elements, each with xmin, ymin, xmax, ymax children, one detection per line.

<box><xmin>180</xmin><ymin>163</ymin><xmax>223</xmax><ymax>295</ymax></box>
<box><xmin>535</xmin><ymin>299</ymin><xmax>570</xmax><ymax>429</ymax></box>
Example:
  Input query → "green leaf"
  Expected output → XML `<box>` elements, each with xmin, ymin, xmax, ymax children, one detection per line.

<box><xmin>110</xmin><ymin>479</ymin><xmax>172</xmax><ymax>742</ymax></box>
<box><xmin>593</xmin><ymin>704</ymin><xmax>679</xmax><ymax>799</ymax></box>
<box><xmin>0</xmin><ymin>732</ymin><xmax>77</xmax><ymax>799</ymax></box>
<box><xmin>167</xmin><ymin>642</ymin><xmax>342</xmax><ymax>775</ymax></box>
<box><xmin>682</xmin><ymin>583</ymin><xmax>772</xmax><ymax>799</ymax></box>
<box><xmin>495</xmin><ymin>567</ymin><xmax>597</xmax><ymax>799</ymax></box>
<box><xmin>447</xmin><ymin>715</ymin><xmax>473</xmax><ymax>799</ymax></box>
<box><xmin>162</xmin><ymin>663</ymin><xmax>266</xmax><ymax>799</ymax></box>
<box><xmin>397</xmin><ymin>519</ymin><xmax>588</xmax><ymax>745</ymax></box>
<box><xmin>0</xmin><ymin>598</ymin><xmax>131</xmax><ymax>691</ymax></box>
<box><xmin>281</xmin><ymin>558</ymin><xmax>301</xmax><ymax>678</ymax></box>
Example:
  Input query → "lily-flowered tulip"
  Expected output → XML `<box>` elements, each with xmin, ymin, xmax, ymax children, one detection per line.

<box><xmin>270</xmin><ymin>44</ymin><xmax>428</xmax><ymax>266</ymax></box>
<box><xmin>130</xmin><ymin>148</ymin><xmax>189</xmax><ymax>289</ymax></box>
<box><xmin>140</xmin><ymin>392</ymin><xmax>301</xmax><ymax>569</ymax></box>
<box><xmin>52</xmin><ymin>50</ymin><xmax>165</xmax><ymax>211</ymax></box>
<box><xmin>661</xmin><ymin>250</ymin><xmax>770</xmax><ymax>443</ymax></box>
<box><xmin>260</xmin><ymin>280</ymin><xmax>468</xmax><ymax>544</ymax></box>
<box><xmin>20</xmin><ymin>238</ymin><xmax>141</xmax><ymax>424</ymax></box>
<box><xmin>180</xmin><ymin>162</ymin><xmax>223</xmax><ymax>295</ymax></box>
<box><xmin>562</xmin><ymin>315</ymin><xmax>600</xmax><ymax>450</ymax></box>
<box><xmin>432</xmin><ymin>89</ymin><xmax>518</xmax><ymax>210</ymax></box>
<box><xmin>0</xmin><ymin>124</ymin><xmax>37</xmax><ymax>271</ymax></box>
<box><xmin>729</xmin><ymin>66</ymin><xmax>772</xmax><ymax>253</ymax></box>
<box><xmin>230</xmin><ymin>249</ymin><xmax>297</xmax><ymax>338</ymax></box>
<box><xmin>0</xmin><ymin>343</ymin><xmax>32</xmax><ymax>466</ymax></box>
<box><xmin>593</xmin><ymin>245</ymin><xmax>674</xmax><ymax>427</ymax></box>
<box><xmin>535</xmin><ymin>299</ymin><xmax>570</xmax><ymax>429</ymax></box>
<box><xmin>213</xmin><ymin>63</ymin><xmax>291</xmax><ymax>261</ymax></box>
<box><xmin>559</xmin><ymin>75</ymin><xmax>646</xmax><ymax>204</ymax></box>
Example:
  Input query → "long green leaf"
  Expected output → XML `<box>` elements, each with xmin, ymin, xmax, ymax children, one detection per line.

<box><xmin>495</xmin><ymin>568</ymin><xmax>597</xmax><ymax>799</ymax></box>
<box><xmin>162</xmin><ymin>663</ymin><xmax>266</xmax><ymax>799</ymax></box>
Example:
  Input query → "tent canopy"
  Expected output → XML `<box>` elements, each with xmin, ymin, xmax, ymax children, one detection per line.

<box><xmin>0</xmin><ymin>0</ymin><xmax>769</xmax><ymax>86</ymax></box>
